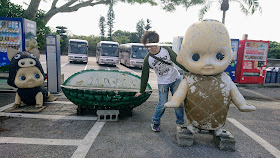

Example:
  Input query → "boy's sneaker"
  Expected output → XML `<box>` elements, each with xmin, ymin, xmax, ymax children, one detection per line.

<box><xmin>151</xmin><ymin>124</ymin><xmax>160</xmax><ymax>132</ymax></box>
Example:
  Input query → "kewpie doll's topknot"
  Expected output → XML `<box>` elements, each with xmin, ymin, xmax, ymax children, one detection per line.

<box><xmin>141</xmin><ymin>31</ymin><xmax>159</xmax><ymax>45</ymax></box>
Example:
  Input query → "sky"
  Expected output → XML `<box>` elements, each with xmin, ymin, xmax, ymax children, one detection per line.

<box><xmin>11</xmin><ymin>0</ymin><xmax>280</xmax><ymax>43</ymax></box>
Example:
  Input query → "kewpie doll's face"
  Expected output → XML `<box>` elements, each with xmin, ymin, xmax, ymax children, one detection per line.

<box><xmin>177</xmin><ymin>20</ymin><xmax>233</xmax><ymax>75</ymax></box>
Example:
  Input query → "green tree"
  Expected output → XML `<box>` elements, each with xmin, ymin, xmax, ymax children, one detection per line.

<box><xmin>198</xmin><ymin>0</ymin><xmax>262</xmax><ymax>24</ymax></box>
<box><xmin>268</xmin><ymin>41</ymin><xmax>280</xmax><ymax>59</ymax></box>
<box><xmin>21</xmin><ymin>0</ymin><xmax>209</xmax><ymax>25</ymax></box>
<box><xmin>107</xmin><ymin>4</ymin><xmax>115</xmax><ymax>41</ymax></box>
<box><xmin>0</xmin><ymin>0</ymin><xmax>24</xmax><ymax>17</ymax></box>
<box><xmin>145</xmin><ymin>19</ymin><xmax>152</xmax><ymax>31</ymax></box>
<box><xmin>99</xmin><ymin>16</ymin><xmax>106</xmax><ymax>41</ymax></box>
<box><xmin>112</xmin><ymin>30</ymin><xmax>130</xmax><ymax>44</ymax></box>
<box><xmin>56</xmin><ymin>26</ymin><xmax>68</xmax><ymax>53</ymax></box>
<box><xmin>129</xmin><ymin>32</ymin><xmax>140</xmax><ymax>43</ymax></box>
<box><xmin>35</xmin><ymin>9</ymin><xmax>52</xmax><ymax>50</ymax></box>
<box><xmin>136</xmin><ymin>19</ymin><xmax>145</xmax><ymax>42</ymax></box>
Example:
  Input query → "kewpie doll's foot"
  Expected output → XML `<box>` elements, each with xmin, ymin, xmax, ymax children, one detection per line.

<box><xmin>36</xmin><ymin>104</ymin><xmax>43</xmax><ymax>108</ymax></box>
<box><xmin>164</xmin><ymin>102</ymin><xmax>182</xmax><ymax>108</ymax></box>
<box><xmin>187</xmin><ymin>124</ymin><xmax>200</xmax><ymax>134</ymax></box>
<box><xmin>214</xmin><ymin>128</ymin><xmax>223</xmax><ymax>136</ymax></box>
<box><xmin>13</xmin><ymin>104</ymin><xmax>20</xmax><ymax>108</ymax></box>
<box><xmin>239</xmin><ymin>104</ymin><xmax>256</xmax><ymax>112</ymax></box>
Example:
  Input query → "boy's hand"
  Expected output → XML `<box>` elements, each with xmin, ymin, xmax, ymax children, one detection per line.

<box><xmin>134</xmin><ymin>92</ymin><xmax>142</xmax><ymax>97</ymax></box>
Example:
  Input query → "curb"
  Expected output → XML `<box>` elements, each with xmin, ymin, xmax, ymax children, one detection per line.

<box><xmin>236</xmin><ymin>83</ymin><xmax>280</xmax><ymax>88</ymax></box>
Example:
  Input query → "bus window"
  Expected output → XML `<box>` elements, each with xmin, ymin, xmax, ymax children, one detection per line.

<box><xmin>131</xmin><ymin>46</ymin><xmax>148</xmax><ymax>59</ymax></box>
<box><xmin>101</xmin><ymin>44</ymin><xmax>118</xmax><ymax>57</ymax></box>
<box><xmin>70</xmin><ymin>42</ymin><xmax>87</xmax><ymax>54</ymax></box>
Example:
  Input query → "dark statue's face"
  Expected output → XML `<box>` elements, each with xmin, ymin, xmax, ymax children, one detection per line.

<box><xmin>8</xmin><ymin>50</ymin><xmax>45</xmax><ymax>88</ymax></box>
<box><xmin>14</xmin><ymin>67</ymin><xmax>44</xmax><ymax>88</ymax></box>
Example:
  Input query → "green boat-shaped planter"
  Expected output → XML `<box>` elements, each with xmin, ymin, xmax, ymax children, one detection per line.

<box><xmin>61</xmin><ymin>69</ymin><xmax>152</xmax><ymax>116</ymax></box>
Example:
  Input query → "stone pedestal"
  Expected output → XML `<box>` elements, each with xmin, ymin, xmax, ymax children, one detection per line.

<box><xmin>176</xmin><ymin>127</ymin><xmax>194</xmax><ymax>147</ymax></box>
<box><xmin>213</xmin><ymin>130</ymin><xmax>236</xmax><ymax>151</ymax></box>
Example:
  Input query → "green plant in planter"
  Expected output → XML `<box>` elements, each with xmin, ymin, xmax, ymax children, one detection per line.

<box><xmin>0</xmin><ymin>65</ymin><xmax>10</xmax><ymax>72</ymax></box>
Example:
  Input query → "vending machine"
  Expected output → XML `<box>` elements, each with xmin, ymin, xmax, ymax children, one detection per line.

<box><xmin>235</xmin><ymin>40</ymin><xmax>269</xmax><ymax>84</ymax></box>
<box><xmin>0</xmin><ymin>17</ymin><xmax>36</xmax><ymax>67</ymax></box>
<box><xmin>224</xmin><ymin>39</ymin><xmax>239</xmax><ymax>81</ymax></box>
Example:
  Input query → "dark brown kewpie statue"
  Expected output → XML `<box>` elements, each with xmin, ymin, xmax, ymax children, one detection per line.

<box><xmin>7</xmin><ymin>47</ymin><xmax>56</xmax><ymax>108</ymax></box>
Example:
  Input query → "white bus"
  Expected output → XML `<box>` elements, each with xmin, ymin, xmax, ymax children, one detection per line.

<box><xmin>68</xmin><ymin>39</ymin><xmax>88</xmax><ymax>63</ymax></box>
<box><xmin>160</xmin><ymin>43</ymin><xmax>173</xmax><ymax>49</ymax></box>
<box><xmin>119</xmin><ymin>43</ymin><xmax>148</xmax><ymax>68</ymax></box>
<box><xmin>96</xmin><ymin>41</ymin><xmax>119</xmax><ymax>65</ymax></box>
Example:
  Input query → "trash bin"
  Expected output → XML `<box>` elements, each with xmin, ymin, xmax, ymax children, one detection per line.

<box><xmin>271</xmin><ymin>67</ymin><xmax>277</xmax><ymax>83</ymax></box>
<box><xmin>275</xmin><ymin>67</ymin><xmax>280</xmax><ymax>83</ymax></box>
<box><xmin>265</xmin><ymin>67</ymin><xmax>273</xmax><ymax>83</ymax></box>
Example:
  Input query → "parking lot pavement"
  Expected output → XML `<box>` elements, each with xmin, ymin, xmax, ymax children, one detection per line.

<box><xmin>0</xmin><ymin>87</ymin><xmax>279</xmax><ymax>158</ymax></box>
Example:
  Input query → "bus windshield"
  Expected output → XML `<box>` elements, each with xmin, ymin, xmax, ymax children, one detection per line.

<box><xmin>131</xmin><ymin>46</ymin><xmax>148</xmax><ymax>59</ymax></box>
<box><xmin>101</xmin><ymin>44</ymin><xmax>118</xmax><ymax>57</ymax></box>
<box><xmin>70</xmin><ymin>42</ymin><xmax>88</xmax><ymax>54</ymax></box>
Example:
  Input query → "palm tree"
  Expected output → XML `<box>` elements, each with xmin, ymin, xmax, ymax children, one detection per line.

<box><xmin>198</xmin><ymin>0</ymin><xmax>262</xmax><ymax>24</ymax></box>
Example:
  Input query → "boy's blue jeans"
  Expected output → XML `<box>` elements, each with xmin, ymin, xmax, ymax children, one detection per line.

<box><xmin>152</xmin><ymin>77</ymin><xmax>185</xmax><ymax>125</ymax></box>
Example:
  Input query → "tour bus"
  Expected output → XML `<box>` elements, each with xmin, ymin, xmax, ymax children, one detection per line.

<box><xmin>68</xmin><ymin>39</ymin><xmax>88</xmax><ymax>63</ymax></box>
<box><xmin>119</xmin><ymin>43</ymin><xmax>148</xmax><ymax>68</ymax></box>
<box><xmin>96</xmin><ymin>41</ymin><xmax>119</xmax><ymax>65</ymax></box>
<box><xmin>160</xmin><ymin>43</ymin><xmax>173</xmax><ymax>49</ymax></box>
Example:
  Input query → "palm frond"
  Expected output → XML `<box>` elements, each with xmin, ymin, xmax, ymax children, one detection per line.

<box><xmin>242</xmin><ymin>0</ymin><xmax>262</xmax><ymax>14</ymax></box>
<box><xmin>198</xmin><ymin>2</ymin><xmax>212</xmax><ymax>20</ymax></box>
<box><xmin>237</xmin><ymin>1</ymin><xmax>249</xmax><ymax>15</ymax></box>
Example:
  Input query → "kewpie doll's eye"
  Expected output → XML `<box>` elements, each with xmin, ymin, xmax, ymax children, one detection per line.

<box><xmin>216</xmin><ymin>52</ymin><xmax>224</xmax><ymax>60</ymax></box>
<box><xmin>14</xmin><ymin>54</ymin><xmax>21</xmax><ymax>59</ymax></box>
<box><xmin>192</xmin><ymin>53</ymin><xmax>200</xmax><ymax>61</ymax></box>
<box><xmin>34</xmin><ymin>73</ymin><xmax>40</xmax><ymax>79</ymax></box>
<box><xmin>30</xmin><ymin>54</ymin><xmax>36</xmax><ymax>58</ymax></box>
<box><xmin>19</xmin><ymin>75</ymin><xmax>26</xmax><ymax>81</ymax></box>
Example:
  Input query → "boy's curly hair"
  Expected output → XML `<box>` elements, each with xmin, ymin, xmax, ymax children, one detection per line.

<box><xmin>141</xmin><ymin>31</ymin><xmax>159</xmax><ymax>45</ymax></box>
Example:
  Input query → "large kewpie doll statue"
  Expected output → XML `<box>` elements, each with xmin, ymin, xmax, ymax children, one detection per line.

<box><xmin>165</xmin><ymin>19</ymin><xmax>256</xmax><ymax>150</ymax></box>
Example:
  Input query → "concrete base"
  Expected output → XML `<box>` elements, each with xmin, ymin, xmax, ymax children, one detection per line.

<box><xmin>5</xmin><ymin>105</ymin><xmax>46</xmax><ymax>113</ymax></box>
<box><xmin>97</xmin><ymin>110</ymin><xmax>119</xmax><ymax>121</ymax></box>
<box><xmin>176</xmin><ymin>127</ymin><xmax>194</xmax><ymax>147</ymax></box>
<box><xmin>213</xmin><ymin>130</ymin><xmax>236</xmax><ymax>151</ymax></box>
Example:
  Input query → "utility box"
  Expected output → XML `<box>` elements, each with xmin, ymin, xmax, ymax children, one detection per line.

<box><xmin>45</xmin><ymin>35</ymin><xmax>61</xmax><ymax>93</ymax></box>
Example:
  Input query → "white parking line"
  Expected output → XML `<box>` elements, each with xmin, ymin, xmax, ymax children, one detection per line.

<box><xmin>45</xmin><ymin>101</ymin><xmax>73</xmax><ymax>104</ymax></box>
<box><xmin>0</xmin><ymin>101</ymin><xmax>73</xmax><ymax>112</ymax></box>
<box><xmin>0</xmin><ymin>103</ymin><xmax>13</xmax><ymax>112</ymax></box>
<box><xmin>61</xmin><ymin>63</ymin><xmax>68</xmax><ymax>67</ymax></box>
<box><xmin>116</xmin><ymin>64</ymin><xmax>140</xmax><ymax>76</ymax></box>
<box><xmin>0</xmin><ymin>137</ymin><xmax>82</xmax><ymax>146</ymax></box>
<box><xmin>84</xmin><ymin>65</ymin><xmax>88</xmax><ymax>70</ymax></box>
<box><xmin>71</xmin><ymin>121</ymin><xmax>105</xmax><ymax>158</ymax></box>
<box><xmin>227</xmin><ymin>118</ymin><xmax>280</xmax><ymax>158</ymax></box>
<box><xmin>0</xmin><ymin>101</ymin><xmax>97</xmax><ymax>121</ymax></box>
<box><xmin>0</xmin><ymin>112</ymin><xmax>97</xmax><ymax>121</ymax></box>
<box><xmin>239</xmin><ymin>87</ymin><xmax>277</xmax><ymax>101</ymax></box>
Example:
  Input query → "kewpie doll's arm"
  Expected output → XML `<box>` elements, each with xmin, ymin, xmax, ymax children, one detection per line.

<box><xmin>164</xmin><ymin>78</ymin><xmax>188</xmax><ymax>108</ymax></box>
<box><xmin>13</xmin><ymin>93</ymin><xmax>21</xmax><ymax>108</ymax></box>
<box><xmin>230</xmin><ymin>83</ymin><xmax>256</xmax><ymax>112</ymax></box>
<box><xmin>14</xmin><ymin>93</ymin><xmax>21</xmax><ymax>105</ymax></box>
